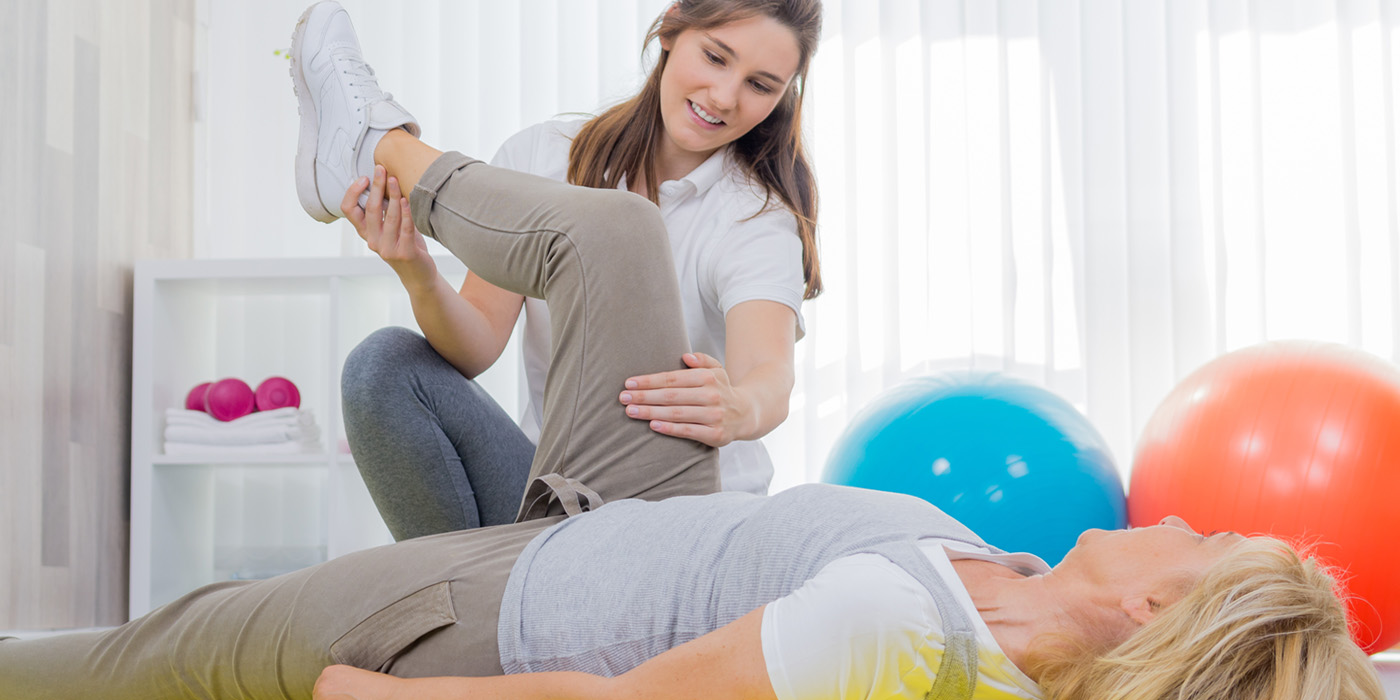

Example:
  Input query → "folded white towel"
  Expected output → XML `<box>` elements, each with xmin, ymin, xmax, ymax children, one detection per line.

<box><xmin>163</xmin><ymin>408</ymin><xmax>323</xmax><ymax>451</ymax></box>
<box><xmin>165</xmin><ymin>407</ymin><xmax>315</xmax><ymax>429</ymax></box>
<box><xmin>163</xmin><ymin>441</ymin><xmax>322</xmax><ymax>457</ymax></box>
<box><xmin>164</xmin><ymin>423</ymin><xmax>321</xmax><ymax>446</ymax></box>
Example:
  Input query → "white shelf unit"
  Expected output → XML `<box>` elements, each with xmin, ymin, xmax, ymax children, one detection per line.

<box><xmin>129</xmin><ymin>255</ymin><xmax>506</xmax><ymax>618</ymax></box>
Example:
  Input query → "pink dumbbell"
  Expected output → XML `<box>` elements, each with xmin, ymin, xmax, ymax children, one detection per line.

<box><xmin>203</xmin><ymin>378</ymin><xmax>257</xmax><ymax>422</ymax></box>
<box><xmin>255</xmin><ymin>376</ymin><xmax>301</xmax><ymax>411</ymax></box>
<box><xmin>185</xmin><ymin>382</ymin><xmax>213</xmax><ymax>412</ymax></box>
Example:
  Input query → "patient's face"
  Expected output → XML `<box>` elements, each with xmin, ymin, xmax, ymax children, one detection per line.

<box><xmin>1058</xmin><ymin>515</ymin><xmax>1247</xmax><ymax>599</ymax></box>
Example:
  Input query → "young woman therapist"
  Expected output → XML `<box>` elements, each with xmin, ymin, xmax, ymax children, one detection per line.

<box><xmin>339</xmin><ymin>0</ymin><xmax>824</xmax><ymax>540</ymax></box>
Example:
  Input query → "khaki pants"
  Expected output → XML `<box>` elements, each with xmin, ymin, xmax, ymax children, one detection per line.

<box><xmin>0</xmin><ymin>153</ymin><xmax>719</xmax><ymax>699</ymax></box>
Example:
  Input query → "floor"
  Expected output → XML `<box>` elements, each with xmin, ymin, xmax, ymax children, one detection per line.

<box><xmin>3</xmin><ymin>629</ymin><xmax>1399</xmax><ymax>697</ymax></box>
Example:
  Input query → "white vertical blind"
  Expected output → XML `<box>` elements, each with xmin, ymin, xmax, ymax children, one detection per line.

<box><xmin>199</xmin><ymin>0</ymin><xmax>1400</xmax><ymax>494</ymax></box>
<box><xmin>772</xmin><ymin>0</ymin><xmax>1400</xmax><ymax>493</ymax></box>
<box><xmin>199</xmin><ymin>0</ymin><xmax>672</xmax><ymax>259</ymax></box>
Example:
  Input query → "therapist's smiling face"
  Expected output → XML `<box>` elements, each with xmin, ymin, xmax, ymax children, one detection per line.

<box><xmin>656</xmin><ymin>15</ymin><xmax>800</xmax><ymax>167</ymax></box>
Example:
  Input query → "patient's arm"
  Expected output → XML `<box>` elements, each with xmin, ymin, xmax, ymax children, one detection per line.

<box><xmin>311</xmin><ymin>607</ymin><xmax>776</xmax><ymax>700</ymax></box>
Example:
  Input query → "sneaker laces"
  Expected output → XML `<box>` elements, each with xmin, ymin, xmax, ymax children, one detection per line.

<box><xmin>329</xmin><ymin>47</ymin><xmax>395</xmax><ymax>116</ymax></box>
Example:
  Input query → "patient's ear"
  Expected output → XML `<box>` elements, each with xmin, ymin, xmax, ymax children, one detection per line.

<box><xmin>1121</xmin><ymin>594</ymin><xmax>1162</xmax><ymax>626</ymax></box>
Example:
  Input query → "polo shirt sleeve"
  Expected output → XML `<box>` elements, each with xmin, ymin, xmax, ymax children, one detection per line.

<box><xmin>708</xmin><ymin>206</ymin><xmax>807</xmax><ymax>340</ymax></box>
<box><xmin>490</xmin><ymin>122</ymin><xmax>547</xmax><ymax>171</ymax></box>
<box><xmin>760</xmin><ymin>553</ymin><xmax>941</xmax><ymax>700</ymax></box>
<box><xmin>489</xmin><ymin>119</ymin><xmax>583</xmax><ymax>175</ymax></box>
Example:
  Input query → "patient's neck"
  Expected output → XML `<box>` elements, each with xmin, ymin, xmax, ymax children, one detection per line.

<box><xmin>952</xmin><ymin>559</ymin><xmax>1063</xmax><ymax>682</ymax></box>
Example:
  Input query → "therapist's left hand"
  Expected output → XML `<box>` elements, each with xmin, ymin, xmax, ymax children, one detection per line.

<box><xmin>619</xmin><ymin>352</ymin><xmax>754</xmax><ymax>448</ymax></box>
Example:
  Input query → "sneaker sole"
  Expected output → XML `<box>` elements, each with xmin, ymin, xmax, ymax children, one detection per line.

<box><xmin>290</xmin><ymin>2</ymin><xmax>339</xmax><ymax>223</ymax></box>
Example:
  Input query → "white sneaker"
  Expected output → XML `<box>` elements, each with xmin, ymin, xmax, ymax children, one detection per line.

<box><xmin>290</xmin><ymin>1</ymin><xmax>420</xmax><ymax>223</ymax></box>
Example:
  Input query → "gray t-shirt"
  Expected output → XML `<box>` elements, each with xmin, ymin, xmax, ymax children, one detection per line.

<box><xmin>497</xmin><ymin>483</ymin><xmax>994</xmax><ymax>699</ymax></box>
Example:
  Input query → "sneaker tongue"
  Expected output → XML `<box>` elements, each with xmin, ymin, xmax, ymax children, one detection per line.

<box><xmin>366</xmin><ymin>99</ymin><xmax>421</xmax><ymax>137</ymax></box>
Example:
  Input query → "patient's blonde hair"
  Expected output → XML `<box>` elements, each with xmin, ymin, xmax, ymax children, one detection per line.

<box><xmin>1031</xmin><ymin>537</ymin><xmax>1385</xmax><ymax>700</ymax></box>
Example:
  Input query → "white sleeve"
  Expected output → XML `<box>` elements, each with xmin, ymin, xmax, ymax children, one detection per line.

<box><xmin>708</xmin><ymin>207</ymin><xmax>807</xmax><ymax>338</ymax></box>
<box><xmin>760</xmin><ymin>554</ymin><xmax>940</xmax><ymax>700</ymax></box>
<box><xmin>489</xmin><ymin>119</ymin><xmax>584</xmax><ymax>177</ymax></box>
<box><xmin>489</xmin><ymin>123</ymin><xmax>540</xmax><ymax>171</ymax></box>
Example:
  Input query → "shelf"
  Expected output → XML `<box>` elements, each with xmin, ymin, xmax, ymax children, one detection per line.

<box><xmin>135</xmin><ymin>254</ymin><xmax>467</xmax><ymax>281</ymax></box>
<box><xmin>152</xmin><ymin>454</ymin><xmax>335</xmax><ymax>467</ymax></box>
<box><xmin>130</xmin><ymin>257</ymin><xmax>452</xmax><ymax>617</ymax></box>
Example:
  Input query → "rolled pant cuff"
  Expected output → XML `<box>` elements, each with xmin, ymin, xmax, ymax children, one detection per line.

<box><xmin>410</xmin><ymin>150</ymin><xmax>482</xmax><ymax>240</ymax></box>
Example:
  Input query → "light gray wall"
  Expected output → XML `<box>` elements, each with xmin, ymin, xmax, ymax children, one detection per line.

<box><xmin>1382</xmin><ymin>659</ymin><xmax>1400</xmax><ymax>699</ymax></box>
<box><xmin>0</xmin><ymin>0</ymin><xmax>195</xmax><ymax>628</ymax></box>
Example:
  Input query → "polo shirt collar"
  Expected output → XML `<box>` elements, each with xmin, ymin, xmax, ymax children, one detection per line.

<box><xmin>679</xmin><ymin>146</ymin><xmax>730</xmax><ymax>195</ymax></box>
<box><xmin>658</xmin><ymin>146</ymin><xmax>732</xmax><ymax>202</ymax></box>
<box><xmin>617</xmin><ymin>146</ymin><xmax>733</xmax><ymax>202</ymax></box>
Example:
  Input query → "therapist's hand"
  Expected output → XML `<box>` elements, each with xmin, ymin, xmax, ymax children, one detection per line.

<box><xmin>619</xmin><ymin>352</ymin><xmax>755</xmax><ymax>448</ymax></box>
<box><xmin>343</xmin><ymin>165</ymin><xmax>438</xmax><ymax>295</ymax></box>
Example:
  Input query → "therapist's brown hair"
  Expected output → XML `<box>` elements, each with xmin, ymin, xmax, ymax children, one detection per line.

<box><xmin>568</xmin><ymin>0</ymin><xmax>823</xmax><ymax>299</ymax></box>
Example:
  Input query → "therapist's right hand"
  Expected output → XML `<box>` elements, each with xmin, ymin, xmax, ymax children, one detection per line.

<box><xmin>344</xmin><ymin>164</ymin><xmax>438</xmax><ymax>294</ymax></box>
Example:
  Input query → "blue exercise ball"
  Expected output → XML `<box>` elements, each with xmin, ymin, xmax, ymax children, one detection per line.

<box><xmin>822</xmin><ymin>372</ymin><xmax>1125</xmax><ymax>565</ymax></box>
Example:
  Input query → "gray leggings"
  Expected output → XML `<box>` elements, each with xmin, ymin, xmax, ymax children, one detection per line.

<box><xmin>342</xmin><ymin>326</ymin><xmax>534</xmax><ymax>539</ymax></box>
<box><xmin>0</xmin><ymin>152</ymin><xmax>719</xmax><ymax>699</ymax></box>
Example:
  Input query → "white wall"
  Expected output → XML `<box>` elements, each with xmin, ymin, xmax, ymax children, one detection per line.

<box><xmin>1</xmin><ymin>0</ymin><xmax>195</xmax><ymax>629</ymax></box>
<box><xmin>196</xmin><ymin>0</ymin><xmax>671</xmax><ymax>259</ymax></box>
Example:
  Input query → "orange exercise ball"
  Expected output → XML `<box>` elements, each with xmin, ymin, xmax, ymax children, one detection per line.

<box><xmin>1129</xmin><ymin>341</ymin><xmax>1400</xmax><ymax>654</ymax></box>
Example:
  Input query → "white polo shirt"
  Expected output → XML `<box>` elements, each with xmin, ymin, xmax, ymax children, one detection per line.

<box><xmin>489</xmin><ymin>119</ymin><xmax>807</xmax><ymax>495</ymax></box>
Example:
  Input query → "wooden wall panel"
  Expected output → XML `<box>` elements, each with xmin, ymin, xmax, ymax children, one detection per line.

<box><xmin>0</xmin><ymin>0</ymin><xmax>194</xmax><ymax>628</ymax></box>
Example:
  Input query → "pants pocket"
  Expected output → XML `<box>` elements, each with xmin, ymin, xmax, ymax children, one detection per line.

<box><xmin>330</xmin><ymin>581</ymin><xmax>458</xmax><ymax>671</ymax></box>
